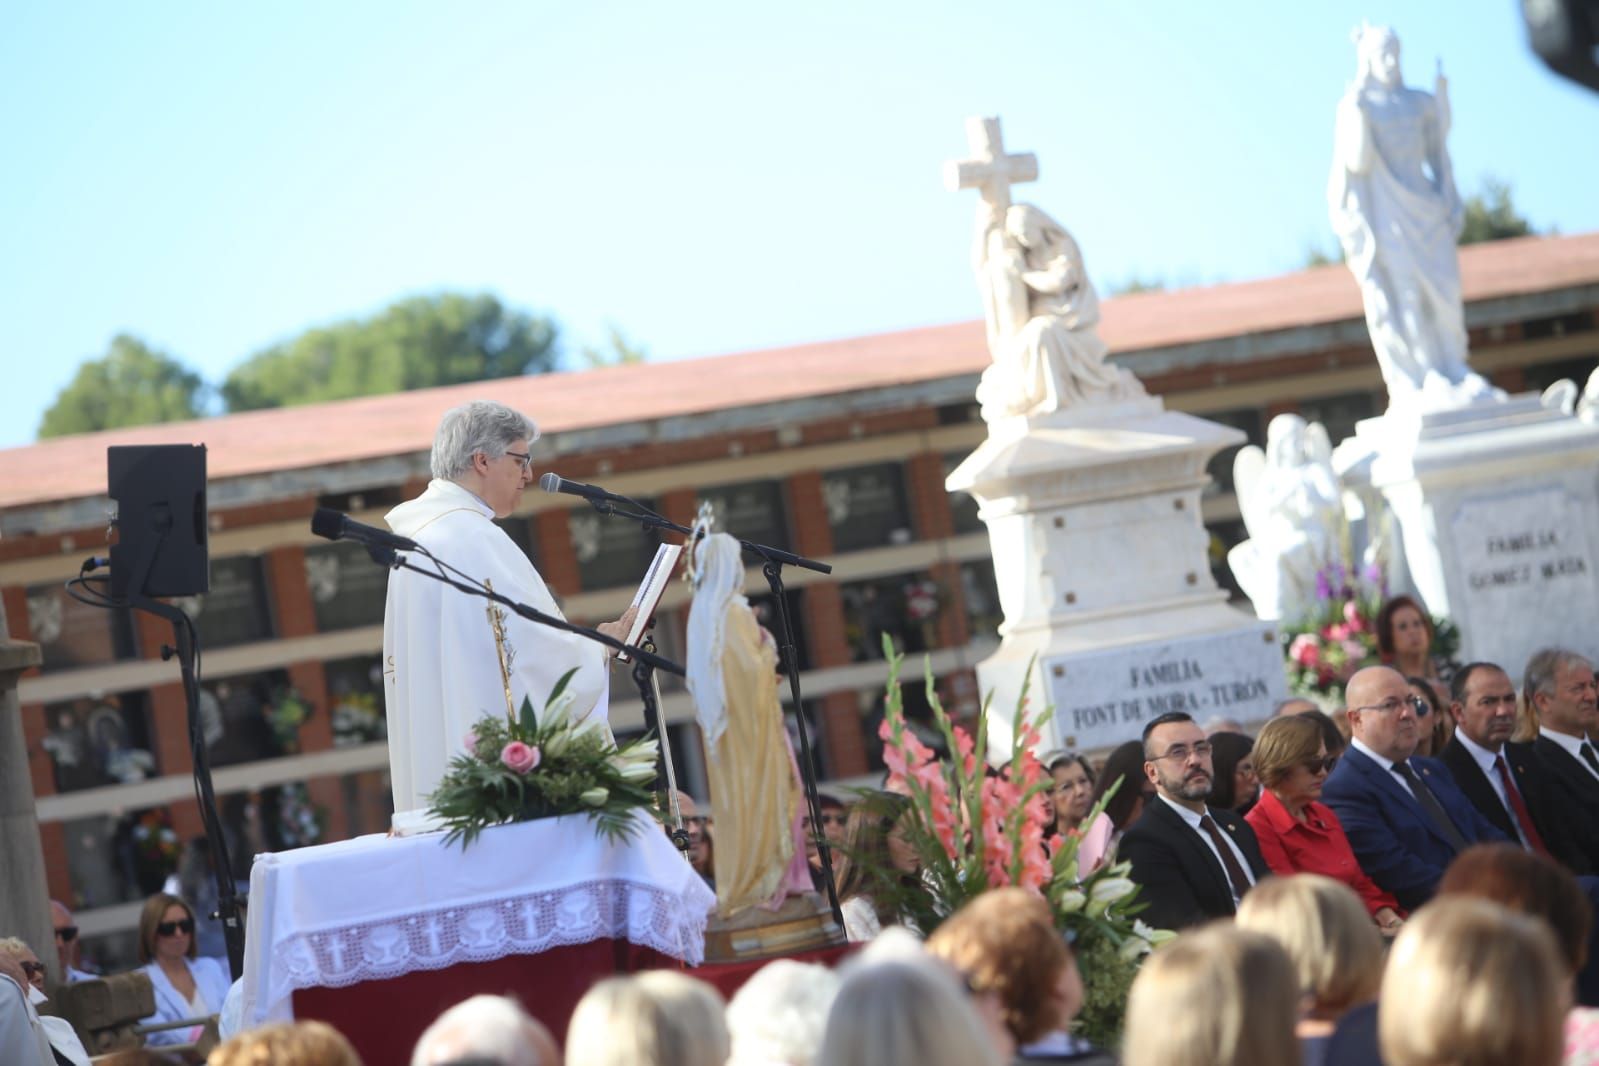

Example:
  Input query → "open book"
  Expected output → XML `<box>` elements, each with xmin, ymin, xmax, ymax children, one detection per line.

<box><xmin>615</xmin><ymin>543</ymin><xmax>683</xmax><ymax>663</ymax></box>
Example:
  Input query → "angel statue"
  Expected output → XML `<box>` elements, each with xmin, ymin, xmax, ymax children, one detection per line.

<box><xmin>972</xmin><ymin>202</ymin><xmax>1145</xmax><ymax>422</ymax></box>
<box><xmin>1228</xmin><ymin>415</ymin><xmax>1349</xmax><ymax>623</ymax></box>
<box><xmin>1328</xmin><ymin>24</ymin><xmax>1501</xmax><ymax>414</ymax></box>
<box><xmin>683</xmin><ymin>508</ymin><xmax>814</xmax><ymax>917</ymax></box>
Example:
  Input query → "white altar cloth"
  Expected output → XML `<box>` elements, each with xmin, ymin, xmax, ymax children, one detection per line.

<box><xmin>239</xmin><ymin>813</ymin><xmax>715</xmax><ymax>1027</ymax></box>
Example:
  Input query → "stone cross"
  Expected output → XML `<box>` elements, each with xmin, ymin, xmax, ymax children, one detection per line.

<box><xmin>943</xmin><ymin>116</ymin><xmax>1039</xmax><ymax>211</ymax></box>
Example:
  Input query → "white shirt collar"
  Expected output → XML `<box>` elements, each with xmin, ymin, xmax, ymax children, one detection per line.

<box><xmin>1350</xmin><ymin>735</ymin><xmax>1398</xmax><ymax>772</ymax></box>
<box><xmin>1454</xmin><ymin>729</ymin><xmax>1503</xmax><ymax>775</ymax></box>
<box><xmin>1157</xmin><ymin>792</ymin><xmax>1210</xmax><ymax>829</ymax></box>
<box><xmin>1539</xmin><ymin>725</ymin><xmax>1594</xmax><ymax>760</ymax></box>
<box><xmin>432</xmin><ymin>478</ymin><xmax>495</xmax><ymax>518</ymax></box>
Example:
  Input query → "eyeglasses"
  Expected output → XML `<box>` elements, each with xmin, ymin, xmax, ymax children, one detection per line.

<box><xmin>54</xmin><ymin>926</ymin><xmax>78</xmax><ymax>944</ymax></box>
<box><xmin>20</xmin><ymin>961</ymin><xmax>45</xmax><ymax>981</ymax></box>
<box><xmin>1351</xmin><ymin>696</ymin><xmax>1422</xmax><ymax>717</ymax></box>
<box><xmin>502</xmin><ymin>449</ymin><xmax>533</xmax><ymax>472</ymax></box>
<box><xmin>1301</xmin><ymin>755</ymin><xmax>1338</xmax><ymax>775</ymax></box>
<box><xmin>155</xmin><ymin>919</ymin><xmax>195</xmax><ymax>937</ymax></box>
<box><xmin>1150</xmin><ymin>741</ymin><xmax>1213</xmax><ymax>763</ymax></box>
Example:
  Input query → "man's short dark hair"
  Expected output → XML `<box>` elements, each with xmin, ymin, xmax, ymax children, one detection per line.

<box><xmin>1450</xmin><ymin>661</ymin><xmax>1508</xmax><ymax>706</ymax></box>
<box><xmin>1141</xmin><ymin>712</ymin><xmax>1196</xmax><ymax>751</ymax></box>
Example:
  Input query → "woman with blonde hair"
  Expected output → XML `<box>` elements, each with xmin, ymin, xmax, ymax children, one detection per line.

<box><xmin>565</xmin><ymin>971</ymin><xmax>728</xmax><ymax>1066</ymax></box>
<box><xmin>816</xmin><ymin>955</ymin><xmax>1002</xmax><ymax>1066</ymax></box>
<box><xmin>1379</xmin><ymin>896</ymin><xmax>1566</xmax><ymax>1066</ymax></box>
<box><xmin>1236</xmin><ymin>875</ymin><xmax>1384</xmax><ymax>1063</ymax></box>
<box><xmin>208</xmin><ymin>1021</ymin><xmax>362</xmax><ymax>1066</ymax></box>
<box><xmin>1122</xmin><ymin>924</ymin><xmax>1300</xmax><ymax>1066</ymax></box>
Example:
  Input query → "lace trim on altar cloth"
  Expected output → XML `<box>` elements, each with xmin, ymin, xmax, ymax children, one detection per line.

<box><xmin>269</xmin><ymin>877</ymin><xmax>710</xmax><ymax>994</ymax></box>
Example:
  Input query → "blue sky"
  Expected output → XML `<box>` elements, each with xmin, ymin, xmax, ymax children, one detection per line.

<box><xmin>2</xmin><ymin>2</ymin><xmax>1594</xmax><ymax>448</ymax></box>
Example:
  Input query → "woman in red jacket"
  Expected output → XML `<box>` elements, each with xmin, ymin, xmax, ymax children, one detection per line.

<box><xmin>1245</xmin><ymin>715</ymin><xmax>1405</xmax><ymax>935</ymax></box>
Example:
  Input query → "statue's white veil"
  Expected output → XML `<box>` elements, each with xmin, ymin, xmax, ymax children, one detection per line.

<box><xmin>685</xmin><ymin>531</ymin><xmax>747</xmax><ymax>754</ymax></box>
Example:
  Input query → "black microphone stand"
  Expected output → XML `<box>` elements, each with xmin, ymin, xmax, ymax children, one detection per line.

<box><xmin>118</xmin><ymin>527</ymin><xmax>247</xmax><ymax>980</ymax></box>
<box><xmin>576</xmin><ymin>494</ymin><xmax>843</xmax><ymax>927</ymax></box>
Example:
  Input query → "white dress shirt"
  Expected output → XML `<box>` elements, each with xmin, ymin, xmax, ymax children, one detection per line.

<box><xmin>1539</xmin><ymin>726</ymin><xmax>1599</xmax><ymax>783</ymax></box>
<box><xmin>1156</xmin><ymin>793</ymin><xmax>1256</xmax><ymax>904</ymax></box>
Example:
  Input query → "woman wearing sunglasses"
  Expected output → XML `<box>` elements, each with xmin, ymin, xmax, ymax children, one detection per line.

<box><xmin>1245</xmin><ymin>716</ymin><xmax>1405</xmax><ymax>935</ymax></box>
<box><xmin>137</xmin><ymin>892</ymin><xmax>231</xmax><ymax>1047</ymax></box>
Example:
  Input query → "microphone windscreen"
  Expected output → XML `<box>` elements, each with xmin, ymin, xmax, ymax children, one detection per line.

<box><xmin>538</xmin><ymin>472</ymin><xmax>562</xmax><ymax>493</ymax></box>
<box><xmin>310</xmin><ymin>508</ymin><xmax>344</xmax><ymax>540</ymax></box>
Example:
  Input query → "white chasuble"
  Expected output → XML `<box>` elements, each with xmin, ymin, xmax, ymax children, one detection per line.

<box><xmin>382</xmin><ymin>479</ymin><xmax>609</xmax><ymax>832</ymax></box>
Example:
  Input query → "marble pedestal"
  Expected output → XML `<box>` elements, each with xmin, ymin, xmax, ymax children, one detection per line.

<box><xmin>947</xmin><ymin>398</ymin><xmax>1286</xmax><ymax>755</ymax></box>
<box><xmin>1336</xmin><ymin>395</ymin><xmax>1599</xmax><ymax>673</ymax></box>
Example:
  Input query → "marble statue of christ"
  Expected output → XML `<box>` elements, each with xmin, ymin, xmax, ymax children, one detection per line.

<box><xmin>381</xmin><ymin>400</ymin><xmax>636</xmax><ymax>834</ymax></box>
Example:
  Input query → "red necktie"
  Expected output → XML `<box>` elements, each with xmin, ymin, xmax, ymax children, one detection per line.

<box><xmin>1493</xmin><ymin>754</ymin><xmax>1550</xmax><ymax>856</ymax></box>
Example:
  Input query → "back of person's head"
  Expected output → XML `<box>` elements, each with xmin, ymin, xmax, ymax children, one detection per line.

<box><xmin>1379</xmin><ymin>897</ymin><xmax>1566</xmax><ymax>1066</ymax></box>
<box><xmin>1093</xmin><ymin>740</ymin><xmax>1148</xmax><ymax>830</ymax></box>
<box><xmin>1297</xmin><ymin>708</ymin><xmax>1348</xmax><ymax>754</ymax></box>
<box><xmin>1235</xmin><ymin>874</ymin><xmax>1383</xmax><ymax>1019</ymax></box>
<box><xmin>1123</xmin><ymin>924</ymin><xmax>1299</xmax><ymax>1066</ymax></box>
<box><xmin>411</xmin><ymin>994</ymin><xmax>557</xmax><ymax>1066</ymax></box>
<box><xmin>1437</xmin><ymin>842</ymin><xmax>1594</xmax><ymax>976</ymax></box>
<box><xmin>924</xmin><ymin>887</ymin><xmax>1070</xmax><ymax>1045</ymax></box>
<box><xmin>209</xmin><ymin>1020</ymin><xmax>363</xmax><ymax>1066</ymax></box>
<box><xmin>816</xmin><ymin>956</ymin><xmax>1001</xmax><ymax>1066</ymax></box>
<box><xmin>726</xmin><ymin>959</ymin><xmax>840</xmax><ymax>1066</ymax></box>
<box><xmin>565</xmin><ymin>971</ymin><xmax>727</xmax><ymax>1066</ymax></box>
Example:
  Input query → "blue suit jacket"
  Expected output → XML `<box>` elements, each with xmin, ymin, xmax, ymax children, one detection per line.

<box><xmin>1321</xmin><ymin>747</ymin><xmax>1506</xmax><ymax>912</ymax></box>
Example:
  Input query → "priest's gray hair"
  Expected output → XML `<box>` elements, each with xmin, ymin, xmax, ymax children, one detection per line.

<box><xmin>430</xmin><ymin>400</ymin><xmax>540</xmax><ymax>481</ymax></box>
<box><xmin>1524</xmin><ymin>647</ymin><xmax>1593</xmax><ymax>700</ymax></box>
<box><xmin>410</xmin><ymin>993</ymin><xmax>557</xmax><ymax>1066</ymax></box>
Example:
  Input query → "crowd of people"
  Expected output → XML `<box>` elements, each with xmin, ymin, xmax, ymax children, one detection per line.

<box><xmin>5</xmin><ymin>617</ymin><xmax>1598</xmax><ymax>1065</ymax></box>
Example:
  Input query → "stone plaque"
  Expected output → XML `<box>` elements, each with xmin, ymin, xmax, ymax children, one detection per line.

<box><xmin>1046</xmin><ymin>627</ymin><xmax>1285</xmax><ymax>750</ymax></box>
<box><xmin>1448</xmin><ymin>485</ymin><xmax>1599</xmax><ymax>671</ymax></box>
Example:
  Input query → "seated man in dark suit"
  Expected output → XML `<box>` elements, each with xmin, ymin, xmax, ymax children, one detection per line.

<box><xmin>1440</xmin><ymin>661</ymin><xmax>1591</xmax><ymax>873</ymax></box>
<box><xmin>1120</xmin><ymin>712</ymin><xmax>1271</xmax><ymax>930</ymax></box>
<box><xmin>1528</xmin><ymin>648</ymin><xmax>1599</xmax><ymax>871</ymax></box>
<box><xmin>1322</xmin><ymin>666</ymin><xmax>1505</xmax><ymax>913</ymax></box>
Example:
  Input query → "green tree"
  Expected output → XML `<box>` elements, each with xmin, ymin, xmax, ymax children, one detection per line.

<box><xmin>1108</xmin><ymin>275</ymin><xmax>1167</xmax><ymax>296</ymax></box>
<box><xmin>39</xmin><ymin>334</ymin><xmax>208</xmax><ymax>438</ymax></box>
<box><xmin>1458</xmin><ymin>178</ymin><xmax>1535</xmax><ymax>245</ymax></box>
<box><xmin>222</xmin><ymin>293</ymin><xmax>559</xmax><ymax>411</ymax></box>
<box><xmin>578</xmin><ymin>322</ymin><xmax>648</xmax><ymax>368</ymax></box>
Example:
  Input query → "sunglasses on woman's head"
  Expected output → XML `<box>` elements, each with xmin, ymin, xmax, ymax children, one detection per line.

<box><xmin>156</xmin><ymin>919</ymin><xmax>195</xmax><ymax>937</ymax></box>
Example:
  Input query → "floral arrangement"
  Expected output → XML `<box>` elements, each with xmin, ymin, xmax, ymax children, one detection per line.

<box><xmin>902</xmin><ymin>577</ymin><xmax>943</xmax><ymax>624</ymax></box>
<box><xmin>427</xmin><ymin>669</ymin><xmax>660</xmax><ymax>849</ymax></box>
<box><xmin>875</xmin><ymin>639</ymin><xmax>1173</xmax><ymax>1047</ymax></box>
<box><xmin>132</xmin><ymin>809</ymin><xmax>181</xmax><ymax>868</ymax></box>
<box><xmin>275</xmin><ymin>782</ymin><xmax>326</xmax><ymax>849</ymax></box>
<box><xmin>1282</xmin><ymin>563</ymin><xmax>1460</xmax><ymax>702</ymax></box>
<box><xmin>264</xmin><ymin>688</ymin><xmax>313</xmax><ymax>754</ymax></box>
<box><xmin>330</xmin><ymin>690</ymin><xmax>387</xmax><ymax>747</ymax></box>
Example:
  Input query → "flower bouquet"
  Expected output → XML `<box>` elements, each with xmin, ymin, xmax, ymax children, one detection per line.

<box><xmin>427</xmin><ymin>669</ymin><xmax>660</xmax><ymax>849</ymax></box>
<box><xmin>876</xmin><ymin>638</ymin><xmax>1173</xmax><ymax>1047</ymax></box>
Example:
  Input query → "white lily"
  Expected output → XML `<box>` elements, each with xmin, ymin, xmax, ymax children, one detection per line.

<box><xmin>1089</xmin><ymin>877</ymin><xmax>1136</xmax><ymax>904</ymax></box>
<box><xmin>542</xmin><ymin>687</ymin><xmax>578</xmax><ymax>730</ymax></box>
<box><xmin>1056</xmin><ymin>889</ymin><xmax>1087</xmax><ymax>914</ymax></box>
<box><xmin>1118</xmin><ymin>936</ymin><xmax>1153</xmax><ymax>962</ymax></box>
<box><xmin>580</xmin><ymin>787</ymin><xmax>609</xmax><ymax>806</ymax></box>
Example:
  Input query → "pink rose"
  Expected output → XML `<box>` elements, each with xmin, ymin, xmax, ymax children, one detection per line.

<box><xmin>500</xmin><ymin>741</ymin><xmax>540</xmax><ymax>774</ymax></box>
<box><xmin>1289</xmin><ymin>633</ymin><xmax>1320</xmax><ymax>667</ymax></box>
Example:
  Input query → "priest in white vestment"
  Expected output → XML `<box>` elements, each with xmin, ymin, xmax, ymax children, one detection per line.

<box><xmin>383</xmin><ymin>400</ymin><xmax>636</xmax><ymax>834</ymax></box>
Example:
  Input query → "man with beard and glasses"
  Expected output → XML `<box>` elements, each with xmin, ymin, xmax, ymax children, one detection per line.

<box><xmin>1120</xmin><ymin>712</ymin><xmax>1272</xmax><ymax>930</ymax></box>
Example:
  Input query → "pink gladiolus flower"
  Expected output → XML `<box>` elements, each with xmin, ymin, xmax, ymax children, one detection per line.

<box><xmin>464</xmin><ymin>730</ymin><xmax>479</xmax><ymax>753</ymax></box>
<box><xmin>1343</xmin><ymin>600</ymin><xmax>1365</xmax><ymax>631</ymax></box>
<box><xmin>500</xmin><ymin>741</ymin><xmax>540</xmax><ymax>774</ymax></box>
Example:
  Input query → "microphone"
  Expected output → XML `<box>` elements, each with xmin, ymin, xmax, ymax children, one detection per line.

<box><xmin>310</xmin><ymin>508</ymin><xmax>421</xmax><ymax>553</ymax></box>
<box><xmin>539</xmin><ymin>472</ymin><xmax>628</xmax><ymax>504</ymax></box>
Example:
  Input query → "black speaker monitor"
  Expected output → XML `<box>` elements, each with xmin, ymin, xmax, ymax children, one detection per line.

<box><xmin>108</xmin><ymin>444</ymin><xmax>210</xmax><ymax>599</ymax></box>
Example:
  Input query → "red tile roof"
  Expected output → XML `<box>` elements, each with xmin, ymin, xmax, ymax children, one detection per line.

<box><xmin>3</xmin><ymin>231</ymin><xmax>1596</xmax><ymax>514</ymax></box>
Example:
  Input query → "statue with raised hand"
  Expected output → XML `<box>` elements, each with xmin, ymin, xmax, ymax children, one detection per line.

<box><xmin>1328</xmin><ymin>25</ymin><xmax>1502</xmax><ymax>414</ymax></box>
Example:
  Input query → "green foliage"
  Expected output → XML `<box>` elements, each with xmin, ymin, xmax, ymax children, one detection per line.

<box><xmin>221</xmin><ymin>292</ymin><xmax>558</xmax><ymax>411</ymax></box>
<box><xmin>1459</xmin><ymin>178</ymin><xmax>1534</xmax><ymax>246</ymax></box>
<box><xmin>1107</xmin><ymin>275</ymin><xmax>1167</xmax><ymax>296</ymax></box>
<box><xmin>1072</xmin><ymin>929</ymin><xmax>1141</xmax><ymax>1050</ymax></box>
<box><xmin>39</xmin><ymin>334</ymin><xmax>208</xmax><ymax>438</ymax></box>
<box><xmin>578</xmin><ymin>322</ymin><xmax>648</xmax><ymax>368</ymax></box>
<box><xmin>426</xmin><ymin>680</ymin><xmax>659</xmax><ymax>849</ymax></box>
